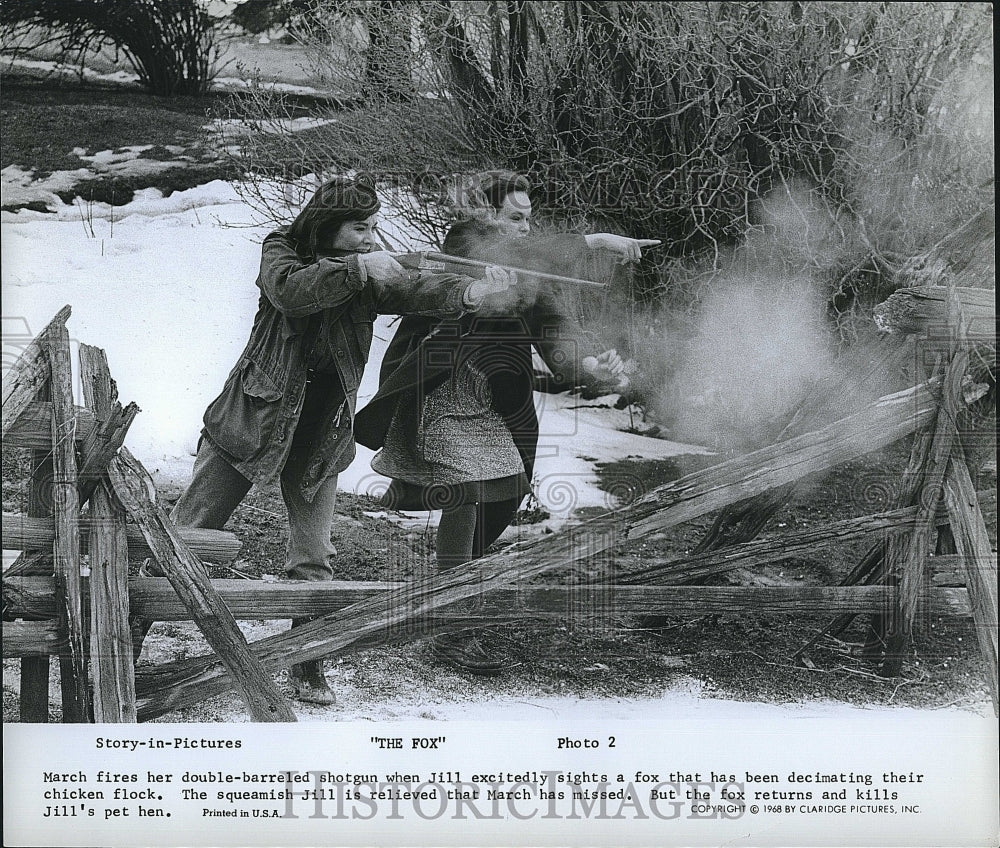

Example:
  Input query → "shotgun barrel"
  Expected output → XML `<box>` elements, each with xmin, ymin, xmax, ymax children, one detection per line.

<box><xmin>395</xmin><ymin>251</ymin><xmax>609</xmax><ymax>290</ymax></box>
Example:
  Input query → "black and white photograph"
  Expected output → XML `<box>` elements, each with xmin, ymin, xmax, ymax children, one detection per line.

<box><xmin>1</xmin><ymin>1</ymin><xmax>997</xmax><ymax>846</ymax></box>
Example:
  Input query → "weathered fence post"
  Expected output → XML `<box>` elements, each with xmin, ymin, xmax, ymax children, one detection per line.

<box><xmin>77</xmin><ymin>344</ymin><xmax>139</xmax><ymax>506</ymax></box>
<box><xmin>88</xmin><ymin>482</ymin><xmax>136</xmax><ymax>722</ymax></box>
<box><xmin>45</xmin><ymin>320</ymin><xmax>90</xmax><ymax>722</ymax></box>
<box><xmin>79</xmin><ymin>343</ymin><xmax>137</xmax><ymax>721</ymax></box>
<box><xmin>944</xmin><ymin>457</ymin><xmax>999</xmax><ymax>714</ymax></box>
<box><xmin>5</xmin><ymin>308</ymin><xmax>69</xmax><ymax>721</ymax></box>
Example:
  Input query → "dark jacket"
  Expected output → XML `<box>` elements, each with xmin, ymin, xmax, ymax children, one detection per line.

<box><xmin>201</xmin><ymin>230</ymin><xmax>476</xmax><ymax>501</ymax></box>
<box><xmin>353</xmin><ymin>232</ymin><xmax>604</xmax><ymax>493</ymax></box>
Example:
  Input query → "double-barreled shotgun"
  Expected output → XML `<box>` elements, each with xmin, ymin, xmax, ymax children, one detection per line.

<box><xmin>394</xmin><ymin>251</ymin><xmax>610</xmax><ymax>290</ymax></box>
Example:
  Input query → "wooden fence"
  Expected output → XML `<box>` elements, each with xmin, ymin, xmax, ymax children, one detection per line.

<box><xmin>1</xmin><ymin>295</ymin><xmax>996</xmax><ymax>721</ymax></box>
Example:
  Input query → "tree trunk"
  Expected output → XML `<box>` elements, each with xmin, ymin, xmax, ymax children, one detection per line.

<box><xmin>423</xmin><ymin>0</ymin><xmax>495</xmax><ymax>110</ymax></box>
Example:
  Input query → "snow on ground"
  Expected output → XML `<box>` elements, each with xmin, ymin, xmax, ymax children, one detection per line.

<box><xmin>1</xmin><ymin>54</ymin><xmax>331</xmax><ymax>97</ymax></box>
<box><xmin>3</xmin><ymin>177</ymin><xmax>241</xmax><ymax>224</ymax></box>
<box><xmin>2</xmin><ymin>179</ymin><xmax>708</xmax><ymax>524</ymax></box>
<box><xmin>2</xmin><ymin>152</ymin><xmax>218</xmax><ymax>214</ymax></box>
<box><xmin>75</xmin><ymin>144</ymin><xmax>154</xmax><ymax>166</ymax></box>
<box><xmin>70</xmin><ymin>144</ymin><xmax>204</xmax><ymax>180</ymax></box>
<box><xmin>2</xmin><ymin>180</ymin><xmax>263</xmax><ymax>486</ymax></box>
<box><xmin>261</xmin><ymin>680</ymin><xmax>1000</xmax><ymax>723</ymax></box>
<box><xmin>1</xmin><ymin>165</ymin><xmax>96</xmax><ymax>209</ymax></box>
<box><xmin>206</xmin><ymin>115</ymin><xmax>340</xmax><ymax>137</ymax></box>
<box><xmin>1</xmin><ymin>56</ymin><xmax>139</xmax><ymax>87</ymax></box>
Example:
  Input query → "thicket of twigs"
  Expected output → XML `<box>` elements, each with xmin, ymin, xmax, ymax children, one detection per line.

<box><xmin>0</xmin><ymin>0</ymin><xmax>220</xmax><ymax>96</ymax></box>
<box><xmin>226</xmin><ymin>3</ymin><xmax>992</xmax><ymax>328</ymax></box>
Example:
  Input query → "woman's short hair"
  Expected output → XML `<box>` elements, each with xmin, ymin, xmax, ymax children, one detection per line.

<box><xmin>481</xmin><ymin>171</ymin><xmax>530</xmax><ymax>210</ymax></box>
<box><xmin>286</xmin><ymin>174</ymin><xmax>380</xmax><ymax>257</ymax></box>
<box><xmin>463</xmin><ymin>170</ymin><xmax>530</xmax><ymax>213</ymax></box>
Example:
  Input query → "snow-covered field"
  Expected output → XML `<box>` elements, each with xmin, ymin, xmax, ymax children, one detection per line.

<box><xmin>2</xmin><ymin>178</ymin><xmax>707</xmax><ymax>521</ymax></box>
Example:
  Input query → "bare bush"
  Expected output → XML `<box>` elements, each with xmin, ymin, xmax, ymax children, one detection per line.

<box><xmin>225</xmin><ymin>1</ymin><xmax>993</xmax><ymax>332</ymax></box>
<box><xmin>0</xmin><ymin>0</ymin><xmax>221</xmax><ymax>96</ymax></box>
<box><xmin>219</xmin><ymin>83</ymin><xmax>490</xmax><ymax>247</ymax></box>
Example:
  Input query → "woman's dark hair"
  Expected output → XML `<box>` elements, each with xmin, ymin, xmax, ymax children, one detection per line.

<box><xmin>286</xmin><ymin>174</ymin><xmax>380</xmax><ymax>258</ymax></box>
<box><xmin>441</xmin><ymin>218</ymin><xmax>505</xmax><ymax>260</ymax></box>
<box><xmin>478</xmin><ymin>171</ymin><xmax>530</xmax><ymax>211</ymax></box>
<box><xmin>442</xmin><ymin>217</ymin><xmax>546</xmax><ymax>272</ymax></box>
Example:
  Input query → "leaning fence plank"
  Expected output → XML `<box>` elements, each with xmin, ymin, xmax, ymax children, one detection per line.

<box><xmin>88</xmin><ymin>483</ymin><xmax>137</xmax><ymax>723</ymax></box>
<box><xmin>899</xmin><ymin>351</ymin><xmax>968</xmax><ymax>632</ymax></box>
<box><xmin>2</xmin><ymin>305</ymin><xmax>71</xmax><ymax>438</ymax></box>
<box><xmin>618</xmin><ymin>504</ymin><xmax>925</xmax><ymax>586</ymax></box>
<box><xmin>46</xmin><ymin>321</ymin><xmax>89</xmax><ymax>722</ymax></box>
<box><xmin>77</xmin><ymin>404</ymin><xmax>140</xmax><ymax>502</ymax></box>
<box><xmin>625</xmin><ymin>491</ymin><xmax>994</xmax><ymax>591</ymax></box>
<box><xmin>133</xmin><ymin>380</ymin><xmax>941</xmax><ymax>719</ymax></box>
<box><xmin>627</xmin><ymin>379</ymin><xmax>940</xmax><ymax>540</ymax></box>
<box><xmin>107</xmin><ymin>448</ymin><xmax>297</xmax><ymax>723</ymax></box>
<box><xmin>944</xmin><ymin>457</ymin><xmax>999</xmax><ymax>714</ymax></box>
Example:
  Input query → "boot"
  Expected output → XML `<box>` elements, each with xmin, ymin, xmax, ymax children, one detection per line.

<box><xmin>129</xmin><ymin>559</ymin><xmax>159</xmax><ymax>663</ymax></box>
<box><xmin>430</xmin><ymin>629</ymin><xmax>506</xmax><ymax>676</ymax></box>
<box><xmin>288</xmin><ymin>617</ymin><xmax>336</xmax><ymax>705</ymax></box>
<box><xmin>129</xmin><ymin>618</ymin><xmax>153</xmax><ymax>664</ymax></box>
<box><xmin>288</xmin><ymin>660</ymin><xmax>337</xmax><ymax>705</ymax></box>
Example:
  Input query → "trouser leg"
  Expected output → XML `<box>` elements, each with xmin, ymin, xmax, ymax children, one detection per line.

<box><xmin>436</xmin><ymin>503</ymin><xmax>477</xmax><ymax>570</ymax></box>
<box><xmin>170</xmin><ymin>436</ymin><xmax>254</xmax><ymax>530</ymax></box>
<box><xmin>280</xmin><ymin>449</ymin><xmax>339</xmax><ymax>581</ymax></box>
<box><xmin>279</xmin><ymin>429</ymin><xmax>339</xmax><ymax>704</ymax></box>
<box><xmin>440</xmin><ymin>497</ymin><xmax>519</xmax><ymax>566</ymax></box>
<box><xmin>471</xmin><ymin>497</ymin><xmax>519</xmax><ymax>558</ymax></box>
<box><xmin>431</xmin><ymin>503</ymin><xmax>506</xmax><ymax>675</ymax></box>
<box><xmin>280</xmin><ymin>376</ymin><xmax>340</xmax><ymax>580</ymax></box>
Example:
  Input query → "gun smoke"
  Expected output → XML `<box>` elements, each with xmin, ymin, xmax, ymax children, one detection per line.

<box><xmin>442</xmin><ymin>183</ymin><xmax>920</xmax><ymax>457</ymax></box>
